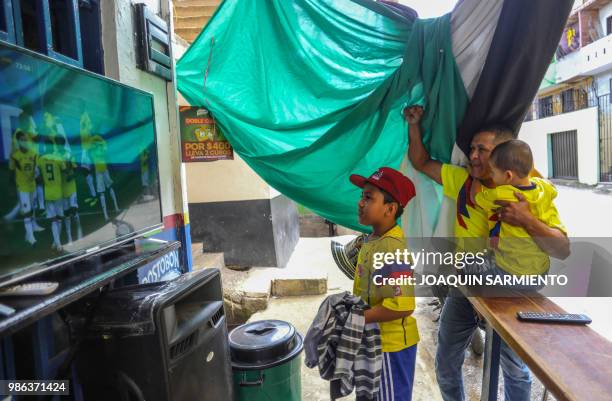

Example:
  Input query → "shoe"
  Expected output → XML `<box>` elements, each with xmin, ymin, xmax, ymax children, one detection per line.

<box><xmin>3</xmin><ymin>211</ymin><xmax>17</xmax><ymax>222</ymax></box>
<box><xmin>33</xmin><ymin>223</ymin><xmax>45</xmax><ymax>232</ymax></box>
<box><xmin>25</xmin><ymin>236</ymin><xmax>37</xmax><ymax>246</ymax></box>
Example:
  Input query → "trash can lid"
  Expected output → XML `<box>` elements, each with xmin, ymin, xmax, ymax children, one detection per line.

<box><xmin>229</xmin><ymin>320</ymin><xmax>302</xmax><ymax>369</ymax></box>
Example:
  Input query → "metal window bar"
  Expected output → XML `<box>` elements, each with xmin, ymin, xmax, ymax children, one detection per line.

<box><xmin>529</xmin><ymin>91</ymin><xmax>612</xmax><ymax>182</ymax></box>
<box><xmin>599</xmin><ymin>94</ymin><xmax>612</xmax><ymax>182</ymax></box>
<box><xmin>525</xmin><ymin>87</ymin><xmax>597</xmax><ymax>121</ymax></box>
<box><xmin>550</xmin><ymin>130</ymin><xmax>578</xmax><ymax>180</ymax></box>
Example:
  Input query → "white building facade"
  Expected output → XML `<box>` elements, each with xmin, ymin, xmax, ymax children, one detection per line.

<box><xmin>520</xmin><ymin>0</ymin><xmax>612</xmax><ymax>185</ymax></box>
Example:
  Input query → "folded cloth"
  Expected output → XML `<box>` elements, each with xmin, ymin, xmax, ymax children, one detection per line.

<box><xmin>304</xmin><ymin>292</ymin><xmax>382</xmax><ymax>401</ymax></box>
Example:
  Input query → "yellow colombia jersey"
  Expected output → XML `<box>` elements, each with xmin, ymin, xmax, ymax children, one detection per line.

<box><xmin>37</xmin><ymin>154</ymin><xmax>65</xmax><ymax>201</ymax></box>
<box><xmin>90</xmin><ymin>135</ymin><xmax>108</xmax><ymax>173</ymax></box>
<box><xmin>10</xmin><ymin>148</ymin><xmax>37</xmax><ymax>193</ymax></box>
<box><xmin>353</xmin><ymin>225</ymin><xmax>419</xmax><ymax>352</ymax></box>
<box><xmin>61</xmin><ymin>154</ymin><xmax>77</xmax><ymax>197</ymax></box>
<box><xmin>441</xmin><ymin>164</ymin><xmax>489</xmax><ymax>252</ymax></box>
<box><xmin>475</xmin><ymin>177</ymin><xmax>567</xmax><ymax>276</ymax></box>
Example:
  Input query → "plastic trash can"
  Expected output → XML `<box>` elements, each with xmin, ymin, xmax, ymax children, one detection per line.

<box><xmin>229</xmin><ymin>320</ymin><xmax>303</xmax><ymax>401</ymax></box>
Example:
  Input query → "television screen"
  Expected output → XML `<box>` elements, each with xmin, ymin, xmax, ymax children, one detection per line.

<box><xmin>0</xmin><ymin>42</ymin><xmax>162</xmax><ymax>282</ymax></box>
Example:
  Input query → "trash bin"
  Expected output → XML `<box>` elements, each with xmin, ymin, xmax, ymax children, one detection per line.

<box><xmin>229</xmin><ymin>320</ymin><xmax>303</xmax><ymax>401</ymax></box>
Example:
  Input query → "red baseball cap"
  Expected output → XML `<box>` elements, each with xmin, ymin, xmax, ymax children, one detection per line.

<box><xmin>350</xmin><ymin>167</ymin><xmax>416</xmax><ymax>208</ymax></box>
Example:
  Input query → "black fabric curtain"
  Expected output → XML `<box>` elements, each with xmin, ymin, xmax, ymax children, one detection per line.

<box><xmin>455</xmin><ymin>0</ymin><xmax>574</xmax><ymax>155</ymax></box>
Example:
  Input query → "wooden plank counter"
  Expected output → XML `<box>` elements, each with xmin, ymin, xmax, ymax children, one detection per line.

<box><xmin>467</xmin><ymin>292</ymin><xmax>612</xmax><ymax>401</ymax></box>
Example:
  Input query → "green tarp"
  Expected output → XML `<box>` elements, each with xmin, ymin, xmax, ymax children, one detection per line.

<box><xmin>177</xmin><ymin>0</ymin><xmax>468</xmax><ymax>232</ymax></box>
<box><xmin>539</xmin><ymin>57</ymin><xmax>558</xmax><ymax>91</ymax></box>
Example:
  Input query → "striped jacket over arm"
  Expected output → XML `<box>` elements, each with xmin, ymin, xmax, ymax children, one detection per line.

<box><xmin>304</xmin><ymin>292</ymin><xmax>383</xmax><ymax>401</ymax></box>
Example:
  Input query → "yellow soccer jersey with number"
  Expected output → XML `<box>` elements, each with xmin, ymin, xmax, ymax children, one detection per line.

<box><xmin>353</xmin><ymin>225</ymin><xmax>419</xmax><ymax>352</ymax></box>
<box><xmin>37</xmin><ymin>154</ymin><xmax>65</xmax><ymax>201</ymax></box>
<box><xmin>10</xmin><ymin>148</ymin><xmax>37</xmax><ymax>193</ymax></box>
<box><xmin>475</xmin><ymin>177</ymin><xmax>567</xmax><ymax>275</ymax></box>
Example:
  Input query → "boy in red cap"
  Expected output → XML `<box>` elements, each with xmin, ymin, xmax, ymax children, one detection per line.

<box><xmin>350</xmin><ymin>167</ymin><xmax>419</xmax><ymax>401</ymax></box>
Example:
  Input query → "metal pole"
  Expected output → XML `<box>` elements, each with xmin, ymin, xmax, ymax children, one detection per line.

<box><xmin>481</xmin><ymin>323</ymin><xmax>501</xmax><ymax>401</ymax></box>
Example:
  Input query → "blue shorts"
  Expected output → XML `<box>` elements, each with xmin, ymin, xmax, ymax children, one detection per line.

<box><xmin>378</xmin><ymin>345</ymin><xmax>417</xmax><ymax>401</ymax></box>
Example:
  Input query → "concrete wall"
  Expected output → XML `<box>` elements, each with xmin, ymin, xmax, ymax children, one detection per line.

<box><xmin>101</xmin><ymin>0</ymin><xmax>192</xmax><ymax>268</ymax></box>
<box><xmin>170</xmin><ymin>0</ymin><xmax>300</xmax><ymax>267</ymax></box>
<box><xmin>518</xmin><ymin>106</ymin><xmax>599</xmax><ymax>185</ymax></box>
<box><xmin>178</xmin><ymin>94</ymin><xmax>300</xmax><ymax>267</ymax></box>
<box><xmin>599</xmin><ymin>2</ymin><xmax>612</xmax><ymax>32</ymax></box>
<box><xmin>595</xmin><ymin>70</ymin><xmax>612</xmax><ymax>95</ymax></box>
<box><xmin>189</xmin><ymin>195</ymin><xmax>299</xmax><ymax>267</ymax></box>
<box><xmin>186</xmin><ymin>156</ymin><xmax>272</xmax><ymax>202</ymax></box>
<box><xmin>101</xmin><ymin>0</ymin><xmax>184</xmax><ymax>220</ymax></box>
<box><xmin>175</xmin><ymin>48</ymin><xmax>299</xmax><ymax>267</ymax></box>
<box><xmin>185</xmin><ymin>152</ymin><xmax>300</xmax><ymax>267</ymax></box>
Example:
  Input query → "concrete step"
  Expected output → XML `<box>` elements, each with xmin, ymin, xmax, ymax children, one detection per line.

<box><xmin>220</xmin><ymin>266</ymin><xmax>271</xmax><ymax>326</ymax></box>
<box><xmin>174</xmin><ymin>0</ymin><xmax>220</xmax><ymax>7</ymax></box>
<box><xmin>175</xmin><ymin>33</ymin><xmax>199</xmax><ymax>43</ymax></box>
<box><xmin>190</xmin><ymin>241</ymin><xmax>203</xmax><ymax>256</ymax></box>
<box><xmin>175</xmin><ymin>27</ymin><xmax>204</xmax><ymax>41</ymax></box>
<box><xmin>174</xmin><ymin>5</ymin><xmax>217</xmax><ymax>16</ymax></box>
<box><xmin>174</xmin><ymin>17</ymin><xmax>210</xmax><ymax>31</ymax></box>
<box><xmin>191</xmin><ymin>242</ymin><xmax>225</xmax><ymax>271</ymax></box>
<box><xmin>175</xmin><ymin>15</ymin><xmax>213</xmax><ymax>26</ymax></box>
<box><xmin>272</xmin><ymin>278</ymin><xmax>327</xmax><ymax>297</ymax></box>
<box><xmin>193</xmin><ymin>252</ymin><xmax>225</xmax><ymax>271</ymax></box>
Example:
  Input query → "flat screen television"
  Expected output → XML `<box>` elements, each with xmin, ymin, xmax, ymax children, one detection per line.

<box><xmin>0</xmin><ymin>41</ymin><xmax>163</xmax><ymax>285</ymax></box>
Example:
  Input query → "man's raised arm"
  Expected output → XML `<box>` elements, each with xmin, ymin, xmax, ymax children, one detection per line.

<box><xmin>404</xmin><ymin>107</ymin><xmax>442</xmax><ymax>185</ymax></box>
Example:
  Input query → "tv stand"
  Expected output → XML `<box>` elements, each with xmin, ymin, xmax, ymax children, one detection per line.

<box><xmin>0</xmin><ymin>238</ymin><xmax>180</xmax><ymax>336</ymax></box>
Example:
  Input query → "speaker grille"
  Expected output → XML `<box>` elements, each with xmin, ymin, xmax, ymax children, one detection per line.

<box><xmin>170</xmin><ymin>332</ymin><xmax>196</xmax><ymax>359</ymax></box>
<box><xmin>211</xmin><ymin>307</ymin><xmax>224</xmax><ymax>327</ymax></box>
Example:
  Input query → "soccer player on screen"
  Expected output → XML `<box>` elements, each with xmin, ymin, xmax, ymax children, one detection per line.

<box><xmin>55</xmin><ymin>136</ymin><xmax>83</xmax><ymax>243</ymax></box>
<box><xmin>4</xmin><ymin>115</ymin><xmax>44</xmax><ymax>223</ymax></box>
<box><xmin>20</xmin><ymin>111</ymin><xmax>46</xmax><ymax>214</ymax></box>
<box><xmin>90</xmin><ymin>135</ymin><xmax>119</xmax><ymax>220</ymax></box>
<box><xmin>79</xmin><ymin>112</ymin><xmax>100</xmax><ymax>205</ymax></box>
<box><xmin>4</xmin><ymin>108</ymin><xmax>45</xmax><ymax>224</ymax></box>
<box><xmin>9</xmin><ymin>130</ymin><xmax>40</xmax><ymax>245</ymax></box>
<box><xmin>37</xmin><ymin>137</ymin><xmax>66</xmax><ymax>251</ymax></box>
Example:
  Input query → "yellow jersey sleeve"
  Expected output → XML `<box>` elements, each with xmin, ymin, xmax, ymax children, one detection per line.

<box><xmin>542</xmin><ymin>204</ymin><xmax>567</xmax><ymax>235</ymax></box>
<box><xmin>441</xmin><ymin>164</ymin><xmax>470</xmax><ymax>199</ymax></box>
<box><xmin>535</xmin><ymin>179</ymin><xmax>568</xmax><ymax>235</ymax></box>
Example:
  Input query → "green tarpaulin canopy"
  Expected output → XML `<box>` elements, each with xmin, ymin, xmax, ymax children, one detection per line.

<box><xmin>177</xmin><ymin>0</ymin><xmax>468</xmax><ymax>232</ymax></box>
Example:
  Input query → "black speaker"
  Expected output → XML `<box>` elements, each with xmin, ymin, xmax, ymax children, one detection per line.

<box><xmin>76</xmin><ymin>268</ymin><xmax>233</xmax><ymax>401</ymax></box>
